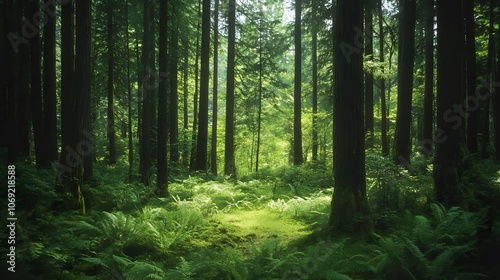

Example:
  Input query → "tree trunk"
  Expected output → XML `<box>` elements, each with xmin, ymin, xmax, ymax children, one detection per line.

<box><xmin>43</xmin><ymin>0</ymin><xmax>57</xmax><ymax>164</ymax></box>
<box><xmin>256</xmin><ymin>9</ymin><xmax>263</xmax><ymax>172</ymax></box>
<box><xmin>365</xmin><ymin>0</ymin><xmax>374</xmax><ymax>148</ymax></box>
<box><xmin>224</xmin><ymin>0</ymin><xmax>236</xmax><ymax>178</ymax></box>
<box><xmin>329</xmin><ymin>0</ymin><xmax>370</xmax><ymax>236</ymax></box>
<box><xmin>107</xmin><ymin>0</ymin><xmax>116</xmax><ymax>165</ymax></box>
<box><xmin>182</xmin><ymin>36</ymin><xmax>190</xmax><ymax>166</ymax></box>
<box><xmin>211</xmin><ymin>0</ymin><xmax>219</xmax><ymax>175</ymax></box>
<box><xmin>157</xmin><ymin>0</ymin><xmax>168</xmax><ymax>195</ymax></box>
<box><xmin>140</xmin><ymin>0</ymin><xmax>152</xmax><ymax>185</ymax></box>
<box><xmin>29</xmin><ymin>0</ymin><xmax>45</xmax><ymax>168</ymax></box>
<box><xmin>311</xmin><ymin>0</ymin><xmax>318</xmax><ymax>161</ymax></box>
<box><xmin>169</xmin><ymin>4</ymin><xmax>179</xmax><ymax>163</ymax></box>
<box><xmin>196</xmin><ymin>0</ymin><xmax>210</xmax><ymax>171</ymax></box>
<box><xmin>481</xmin><ymin>2</ymin><xmax>494</xmax><ymax>159</ymax></box>
<box><xmin>190</xmin><ymin>1</ymin><xmax>201</xmax><ymax>171</ymax></box>
<box><xmin>494</xmin><ymin>1</ymin><xmax>500</xmax><ymax>161</ymax></box>
<box><xmin>378</xmin><ymin>0</ymin><xmax>388</xmax><ymax>156</ymax></box>
<box><xmin>59</xmin><ymin>0</ymin><xmax>74</xmax><ymax>182</ymax></box>
<box><xmin>465</xmin><ymin>0</ymin><xmax>478</xmax><ymax>153</ymax></box>
<box><xmin>422</xmin><ymin>0</ymin><xmax>434</xmax><ymax>156</ymax></box>
<box><xmin>293</xmin><ymin>0</ymin><xmax>303</xmax><ymax>165</ymax></box>
<box><xmin>125</xmin><ymin>0</ymin><xmax>133</xmax><ymax>181</ymax></box>
<box><xmin>393</xmin><ymin>0</ymin><xmax>416</xmax><ymax>166</ymax></box>
<box><xmin>434</xmin><ymin>0</ymin><xmax>465</xmax><ymax>207</ymax></box>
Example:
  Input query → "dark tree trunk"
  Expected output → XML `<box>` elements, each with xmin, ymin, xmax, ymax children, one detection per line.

<box><xmin>157</xmin><ymin>0</ymin><xmax>168</xmax><ymax>195</ymax></box>
<box><xmin>190</xmin><ymin>1</ymin><xmax>201</xmax><ymax>171</ymax></box>
<box><xmin>107</xmin><ymin>0</ymin><xmax>116</xmax><ymax>165</ymax></box>
<box><xmin>378</xmin><ymin>0</ymin><xmax>388</xmax><ymax>156</ymax></box>
<box><xmin>293</xmin><ymin>0</ymin><xmax>303</xmax><ymax>165</ymax></box>
<box><xmin>224</xmin><ymin>0</ymin><xmax>236</xmax><ymax>178</ymax></box>
<box><xmin>17</xmin><ymin>22</ymin><xmax>31</xmax><ymax>158</ymax></box>
<box><xmin>196</xmin><ymin>0</ymin><xmax>210</xmax><ymax>171</ymax></box>
<box><xmin>365</xmin><ymin>0</ymin><xmax>374</xmax><ymax>148</ymax></box>
<box><xmin>125</xmin><ymin>0</ymin><xmax>133</xmax><ymax>181</ymax></box>
<box><xmin>66</xmin><ymin>0</ymin><xmax>92</xmax><ymax>213</ymax></box>
<box><xmin>135</xmin><ymin>29</ymin><xmax>142</xmax><ymax>139</ymax></box>
<box><xmin>465</xmin><ymin>0</ymin><xmax>478</xmax><ymax>153</ymax></box>
<box><xmin>59</xmin><ymin>0</ymin><xmax>74</xmax><ymax>181</ymax></box>
<box><xmin>329</xmin><ymin>0</ymin><xmax>370</xmax><ymax>236</ymax></box>
<box><xmin>43</xmin><ymin>0</ymin><xmax>57</xmax><ymax>164</ymax></box>
<box><xmin>393</xmin><ymin>0</ymin><xmax>416</xmax><ymax>166</ymax></box>
<box><xmin>311</xmin><ymin>0</ymin><xmax>318</xmax><ymax>161</ymax></box>
<box><xmin>494</xmin><ymin>1</ymin><xmax>500</xmax><ymax>161</ymax></box>
<box><xmin>140</xmin><ymin>0</ymin><xmax>152</xmax><ymax>185</ymax></box>
<box><xmin>434</xmin><ymin>0</ymin><xmax>465</xmax><ymax>207</ymax></box>
<box><xmin>169</xmin><ymin>4</ymin><xmax>179</xmax><ymax>163</ymax></box>
<box><xmin>481</xmin><ymin>2</ymin><xmax>494</xmax><ymax>159</ymax></box>
<box><xmin>211</xmin><ymin>0</ymin><xmax>219</xmax><ymax>175</ymax></box>
<box><xmin>422</xmin><ymin>0</ymin><xmax>434</xmax><ymax>156</ymax></box>
<box><xmin>29</xmin><ymin>0</ymin><xmax>45</xmax><ymax>168</ymax></box>
<box><xmin>182</xmin><ymin>36</ymin><xmax>190</xmax><ymax>166</ymax></box>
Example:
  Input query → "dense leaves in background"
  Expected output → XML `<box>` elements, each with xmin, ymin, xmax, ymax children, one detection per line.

<box><xmin>2</xmin><ymin>0</ymin><xmax>500</xmax><ymax>278</ymax></box>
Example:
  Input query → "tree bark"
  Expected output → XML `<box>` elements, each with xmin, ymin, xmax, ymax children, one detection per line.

<box><xmin>211</xmin><ymin>0</ymin><xmax>219</xmax><ymax>175</ymax></box>
<box><xmin>196</xmin><ymin>0</ymin><xmax>211</xmax><ymax>171</ymax></box>
<box><xmin>106</xmin><ymin>0</ymin><xmax>116</xmax><ymax>165</ymax></box>
<box><xmin>329</xmin><ymin>0</ymin><xmax>370</xmax><ymax>236</ymax></box>
<box><xmin>365</xmin><ymin>0</ymin><xmax>374</xmax><ymax>148</ymax></box>
<box><xmin>422</xmin><ymin>0</ymin><xmax>434</xmax><ymax>156</ymax></box>
<box><xmin>393</xmin><ymin>0</ymin><xmax>416</xmax><ymax>166</ymax></box>
<box><xmin>140</xmin><ymin>0</ymin><xmax>152</xmax><ymax>185</ymax></box>
<box><xmin>293</xmin><ymin>0</ymin><xmax>303</xmax><ymax>165</ymax></box>
<box><xmin>465</xmin><ymin>0</ymin><xmax>478</xmax><ymax>153</ymax></box>
<box><xmin>378</xmin><ymin>0</ymin><xmax>388</xmax><ymax>156</ymax></box>
<box><xmin>157</xmin><ymin>0</ymin><xmax>168</xmax><ymax>195</ymax></box>
<box><xmin>169</xmin><ymin>4</ymin><xmax>179</xmax><ymax>163</ymax></box>
<box><xmin>224</xmin><ymin>0</ymin><xmax>236</xmax><ymax>178</ymax></box>
<box><xmin>311</xmin><ymin>0</ymin><xmax>318</xmax><ymax>161</ymax></box>
<box><xmin>43</xmin><ymin>0</ymin><xmax>57</xmax><ymax>164</ymax></box>
<box><xmin>434</xmin><ymin>0</ymin><xmax>465</xmax><ymax>207</ymax></box>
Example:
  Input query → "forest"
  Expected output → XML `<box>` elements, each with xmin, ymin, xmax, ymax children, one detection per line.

<box><xmin>2</xmin><ymin>0</ymin><xmax>500</xmax><ymax>279</ymax></box>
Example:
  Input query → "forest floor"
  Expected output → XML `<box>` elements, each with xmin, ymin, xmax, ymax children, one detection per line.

<box><xmin>3</xmin><ymin>153</ymin><xmax>500</xmax><ymax>279</ymax></box>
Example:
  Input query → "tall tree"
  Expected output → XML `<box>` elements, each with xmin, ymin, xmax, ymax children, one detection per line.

<box><xmin>364</xmin><ymin>0</ymin><xmax>374</xmax><ymax>148</ymax></box>
<box><xmin>29</xmin><ymin>0</ymin><xmax>44</xmax><ymax>168</ymax></box>
<box><xmin>140</xmin><ymin>0</ymin><xmax>152</xmax><ymax>185</ymax></box>
<box><xmin>125</xmin><ymin>0</ymin><xmax>133</xmax><ymax>181</ymax></box>
<box><xmin>378</xmin><ymin>0</ymin><xmax>388</xmax><ymax>156</ymax></box>
<box><xmin>169</xmin><ymin>3</ymin><xmax>179</xmax><ymax>163</ymax></box>
<box><xmin>329</xmin><ymin>0</ymin><xmax>370</xmax><ymax>235</ymax></box>
<box><xmin>65</xmin><ymin>0</ymin><xmax>92</xmax><ymax>212</ymax></box>
<box><xmin>106</xmin><ymin>0</ymin><xmax>116</xmax><ymax>165</ymax></box>
<box><xmin>465</xmin><ymin>0</ymin><xmax>478</xmax><ymax>153</ymax></box>
<box><xmin>182</xmin><ymin>36</ymin><xmax>190</xmax><ymax>166</ymax></box>
<box><xmin>43</xmin><ymin>0</ymin><xmax>57</xmax><ymax>164</ymax></box>
<box><xmin>311</xmin><ymin>0</ymin><xmax>318</xmax><ymax>161</ymax></box>
<box><xmin>158</xmin><ymin>0</ymin><xmax>168</xmax><ymax>195</ymax></box>
<box><xmin>190</xmin><ymin>0</ymin><xmax>201</xmax><ymax>171</ymax></box>
<box><xmin>60</xmin><ymin>0</ymin><xmax>74</xmax><ymax>179</ymax></box>
<box><xmin>422</xmin><ymin>0</ymin><xmax>434</xmax><ymax>156</ymax></box>
<box><xmin>224</xmin><ymin>0</ymin><xmax>236</xmax><ymax>177</ymax></box>
<box><xmin>196</xmin><ymin>0</ymin><xmax>210</xmax><ymax>171</ymax></box>
<box><xmin>481</xmin><ymin>1</ymin><xmax>494</xmax><ymax>159</ymax></box>
<box><xmin>434</xmin><ymin>0</ymin><xmax>465</xmax><ymax>207</ymax></box>
<box><xmin>494</xmin><ymin>2</ymin><xmax>500</xmax><ymax>161</ymax></box>
<box><xmin>293</xmin><ymin>0</ymin><xmax>303</xmax><ymax>165</ymax></box>
<box><xmin>393</xmin><ymin>0</ymin><xmax>416</xmax><ymax>166</ymax></box>
<box><xmin>211</xmin><ymin>0</ymin><xmax>219</xmax><ymax>175</ymax></box>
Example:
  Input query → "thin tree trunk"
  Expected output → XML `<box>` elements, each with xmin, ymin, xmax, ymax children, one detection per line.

<box><xmin>43</xmin><ymin>0</ymin><xmax>57</xmax><ymax>164</ymax></box>
<box><xmin>140</xmin><ymin>0</ymin><xmax>152</xmax><ymax>185</ymax></box>
<box><xmin>465</xmin><ymin>0</ymin><xmax>478</xmax><ymax>153</ymax></box>
<box><xmin>107</xmin><ymin>0</ymin><xmax>116</xmax><ymax>165</ymax></box>
<box><xmin>211</xmin><ymin>0</ymin><xmax>219</xmax><ymax>175</ymax></box>
<box><xmin>158</xmin><ymin>0</ymin><xmax>168</xmax><ymax>195</ymax></box>
<box><xmin>481</xmin><ymin>2</ymin><xmax>495</xmax><ymax>159</ymax></box>
<box><xmin>224</xmin><ymin>0</ymin><xmax>236</xmax><ymax>178</ymax></box>
<box><xmin>393</xmin><ymin>0</ymin><xmax>416</xmax><ymax>166</ymax></box>
<box><xmin>182</xmin><ymin>36</ymin><xmax>190</xmax><ymax>166</ymax></box>
<box><xmin>170</xmin><ymin>4</ymin><xmax>179</xmax><ymax>163</ymax></box>
<box><xmin>190</xmin><ymin>1</ymin><xmax>201</xmax><ymax>171</ymax></box>
<box><xmin>365</xmin><ymin>0</ymin><xmax>374</xmax><ymax>148</ymax></box>
<box><xmin>422</xmin><ymin>0</ymin><xmax>434</xmax><ymax>156</ymax></box>
<box><xmin>293</xmin><ymin>0</ymin><xmax>303</xmax><ymax>165</ymax></box>
<box><xmin>311</xmin><ymin>0</ymin><xmax>318</xmax><ymax>161</ymax></box>
<box><xmin>125</xmin><ymin>0</ymin><xmax>133</xmax><ymax>181</ymax></box>
<box><xmin>378</xmin><ymin>0</ymin><xmax>388</xmax><ymax>156</ymax></box>
<box><xmin>256</xmin><ymin>12</ymin><xmax>263</xmax><ymax>172</ymax></box>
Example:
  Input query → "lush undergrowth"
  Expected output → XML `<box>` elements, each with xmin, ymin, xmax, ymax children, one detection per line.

<box><xmin>2</xmin><ymin>155</ymin><xmax>500</xmax><ymax>279</ymax></box>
